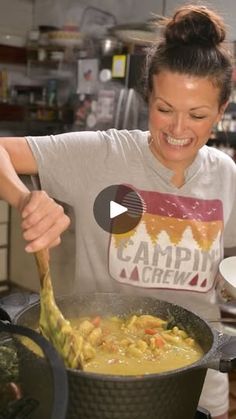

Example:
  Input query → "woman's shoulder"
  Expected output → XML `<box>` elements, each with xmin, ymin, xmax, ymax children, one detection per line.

<box><xmin>34</xmin><ymin>128</ymin><xmax>148</xmax><ymax>145</ymax></box>
<box><xmin>96</xmin><ymin>129</ymin><xmax>149</xmax><ymax>151</ymax></box>
<box><xmin>99</xmin><ymin>128</ymin><xmax>148</xmax><ymax>142</ymax></box>
<box><xmin>202</xmin><ymin>145</ymin><xmax>236</xmax><ymax>170</ymax></box>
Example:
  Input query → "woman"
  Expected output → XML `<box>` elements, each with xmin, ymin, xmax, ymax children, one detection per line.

<box><xmin>0</xmin><ymin>5</ymin><xmax>235</xmax><ymax>418</ymax></box>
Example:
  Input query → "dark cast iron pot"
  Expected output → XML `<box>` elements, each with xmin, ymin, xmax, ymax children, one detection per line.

<box><xmin>14</xmin><ymin>293</ymin><xmax>236</xmax><ymax>419</ymax></box>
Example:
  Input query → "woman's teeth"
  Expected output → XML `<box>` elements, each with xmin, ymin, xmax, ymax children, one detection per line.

<box><xmin>166</xmin><ymin>136</ymin><xmax>191</xmax><ymax>146</ymax></box>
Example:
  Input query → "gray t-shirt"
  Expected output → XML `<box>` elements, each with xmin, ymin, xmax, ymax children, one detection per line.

<box><xmin>26</xmin><ymin>129</ymin><xmax>236</xmax><ymax>319</ymax></box>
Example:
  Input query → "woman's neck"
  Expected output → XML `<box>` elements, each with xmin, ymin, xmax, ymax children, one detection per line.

<box><xmin>171</xmin><ymin>171</ymin><xmax>185</xmax><ymax>188</ymax></box>
<box><xmin>149</xmin><ymin>137</ymin><xmax>194</xmax><ymax>188</ymax></box>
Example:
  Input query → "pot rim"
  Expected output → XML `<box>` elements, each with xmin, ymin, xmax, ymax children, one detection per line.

<box><xmin>13</xmin><ymin>292</ymin><xmax>221</xmax><ymax>380</ymax></box>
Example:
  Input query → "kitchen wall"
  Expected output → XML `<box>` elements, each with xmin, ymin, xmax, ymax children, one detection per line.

<box><xmin>0</xmin><ymin>0</ymin><xmax>236</xmax><ymax>40</ymax></box>
<box><xmin>0</xmin><ymin>0</ymin><xmax>32</xmax><ymax>38</ymax></box>
<box><xmin>33</xmin><ymin>0</ymin><xmax>163</xmax><ymax>30</ymax></box>
<box><xmin>33</xmin><ymin>0</ymin><xmax>236</xmax><ymax>40</ymax></box>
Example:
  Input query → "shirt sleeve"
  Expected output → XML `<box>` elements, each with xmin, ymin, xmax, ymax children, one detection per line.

<box><xmin>25</xmin><ymin>131</ymin><xmax>110</xmax><ymax>206</ymax></box>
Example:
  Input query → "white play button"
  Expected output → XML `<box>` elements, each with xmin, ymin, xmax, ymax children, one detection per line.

<box><xmin>110</xmin><ymin>200</ymin><xmax>128</xmax><ymax>219</ymax></box>
<box><xmin>93</xmin><ymin>185</ymin><xmax>144</xmax><ymax>234</ymax></box>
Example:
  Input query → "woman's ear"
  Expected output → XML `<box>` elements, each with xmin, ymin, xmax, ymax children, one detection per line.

<box><xmin>217</xmin><ymin>101</ymin><xmax>229</xmax><ymax>122</ymax></box>
<box><xmin>213</xmin><ymin>102</ymin><xmax>228</xmax><ymax>129</ymax></box>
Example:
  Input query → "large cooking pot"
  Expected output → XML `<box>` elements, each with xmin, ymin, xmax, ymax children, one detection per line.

<box><xmin>14</xmin><ymin>293</ymin><xmax>236</xmax><ymax>419</ymax></box>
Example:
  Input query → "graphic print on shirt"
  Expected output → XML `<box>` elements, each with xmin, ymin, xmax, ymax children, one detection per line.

<box><xmin>108</xmin><ymin>187</ymin><xmax>223</xmax><ymax>292</ymax></box>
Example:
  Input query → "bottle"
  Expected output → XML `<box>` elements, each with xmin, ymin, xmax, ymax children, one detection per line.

<box><xmin>0</xmin><ymin>69</ymin><xmax>8</xmax><ymax>102</ymax></box>
<box><xmin>46</xmin><ymin>79</ymin><xmax>58</xmax><ymax>107</ymax></box>
<box><xmin>38</xmin><ymin>47</ymin><xmax>47</xmax><ymax>62</ymax></box>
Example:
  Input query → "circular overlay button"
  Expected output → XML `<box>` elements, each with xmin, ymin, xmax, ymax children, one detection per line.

<box><xmin>93</xmin><ymin>185</ymin><xmax>144</xmax><ymax>234</ymax></box>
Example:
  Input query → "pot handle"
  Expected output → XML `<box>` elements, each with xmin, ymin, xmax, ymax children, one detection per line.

<box><xmin>0</xmin><ymin>320</ymin><xmax>68</xmax><ymax>419</ymax></box>
<box><xmin>207</xmin><ymin>332</ymin><xmax>236</xmax><ymax>372</ymax></box>
<box><xmin>0</xmin><ymin>306</ymin><xmax>12</xmax><ymax>323</ymax></box>
<box><xmin>218</xmin><ymin>333</ymin><xmax>236</xmax><ymax>372</ymax></box>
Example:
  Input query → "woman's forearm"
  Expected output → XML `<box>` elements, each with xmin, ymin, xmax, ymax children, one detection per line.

<box><xmin>0</xmin><ymin>142</ymin><xmax>70</xmax><ymax>252</ymax></box>
<box><xmin>0</xmin><ymin>145</ymin><xmax>30</xmax><ymax>210</ymax></box>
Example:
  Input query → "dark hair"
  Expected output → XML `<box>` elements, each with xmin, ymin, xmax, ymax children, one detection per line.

<box><xmin>144</xmin><ymin>4</ymin><xmax>233</xmax><ymax>107</ymax></box>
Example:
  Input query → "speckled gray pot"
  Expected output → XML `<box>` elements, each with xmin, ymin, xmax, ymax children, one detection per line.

<box><xmin>15</xmin><ymin>293</ymin><xmax>236</xmax><ymax>419</ymax></box>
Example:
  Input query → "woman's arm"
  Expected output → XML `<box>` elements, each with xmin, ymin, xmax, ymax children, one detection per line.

<box><xmin>0</xmin><ymin>137</ymin><xmax>36</xmax><ymax>208</ymax></box>
<box><xmin>0</xmin><ymin>137</ymin><xmax>38</xmax><ymax>173</ymax></box>
<box><xmin>0</xmin><ymin>137</ymin><xmax>70</xmax><ymax>251</ymax></box>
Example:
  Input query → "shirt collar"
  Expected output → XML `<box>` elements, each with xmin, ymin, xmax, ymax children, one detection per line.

<box><xmin>143</xmin><ymin>132</ymin><xmax>204</xmax><ymax>183</ymax></box>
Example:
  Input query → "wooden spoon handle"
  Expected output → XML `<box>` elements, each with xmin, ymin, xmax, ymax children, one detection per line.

<box><xmin>35</xmin><ymin>249</ymin><xmax>49</xmax><ymax>287</ymax></box>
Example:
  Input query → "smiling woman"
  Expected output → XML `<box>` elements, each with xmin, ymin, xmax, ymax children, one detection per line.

<box><xmin>0</xmin><ymin>4</ymin><xmax>236</xmax><ymax>419</ymax></box>
<box><xmin>148</xmin><ymin>71</ymin><xmax>227</xmax><ymax>187</ymax></box>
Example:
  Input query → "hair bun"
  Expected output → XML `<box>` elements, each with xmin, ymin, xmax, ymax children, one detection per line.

<box><xmin>164</xmin><ymin>5</ymin><xmax>226</xmax><ymax>47</ymax></box>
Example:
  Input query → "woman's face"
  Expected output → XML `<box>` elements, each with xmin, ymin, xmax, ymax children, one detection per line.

<box><xmin>148</xmin><ymin>70</ymin><xmax>226</xmax><ymax>171</ymax></box>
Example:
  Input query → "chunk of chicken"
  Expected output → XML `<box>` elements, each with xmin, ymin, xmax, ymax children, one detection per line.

<box><xmin>78</xmin><ymin>320</ymin><xmax>95</xmax><ymax>337</ymax></box>
<box><xmin>87</xmin><ymin>327</ymin><xmax>103</xmax><ymax>346</ymax></box>
<box><xmin>125</xmin><ymin>314</ymin><xmax>167</xmax><ymax>330</ymax></box>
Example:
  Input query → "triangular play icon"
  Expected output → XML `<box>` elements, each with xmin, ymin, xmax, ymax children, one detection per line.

<box><xmin>110</xmin><ymin>200</ymin><xmax>128</xmax><ymax>219</ymax></box>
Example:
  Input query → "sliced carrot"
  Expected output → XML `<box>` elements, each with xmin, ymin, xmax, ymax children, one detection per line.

<box><xmin>155</xmin><ymin>335</ymin><xmax>165</xmax><ymax>348</ymax></box>
<box><xmin>91</xmin><ymin>316</ymin><xmax>101</xmax><ymax>327</ymax></box>
<box><xmin>145</xmin><ymin>328</ymin><xmax>157</xmax><ymax>335</ymax></box>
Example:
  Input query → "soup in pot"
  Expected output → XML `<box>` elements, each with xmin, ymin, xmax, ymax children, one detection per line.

<box><xmin>70</xmin><ymin>314</ymin><xmax>203</xmax><ymax>375</ymax></box>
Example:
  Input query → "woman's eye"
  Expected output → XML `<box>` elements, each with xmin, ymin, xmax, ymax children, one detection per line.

<box><xmin>190</xmin><ymin>114</ymin><xmax>206</xmax><ymax>119</ymax></box>
<box><xmin>158</xmin><ymin>108</ymin><xmax>171</xmax><ymax>113</ymax></box>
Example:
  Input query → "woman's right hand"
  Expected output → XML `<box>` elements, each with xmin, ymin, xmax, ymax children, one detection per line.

<box><xmin>19</xmin><ymin>190</ymin><xmax>71</xmax><ymax>252</ymax></box>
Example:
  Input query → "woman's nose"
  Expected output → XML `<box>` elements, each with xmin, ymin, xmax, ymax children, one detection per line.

<box><xmin>170</xmin><ymin>114</ymin><xmax>186</xmax><ymax>137</ymax></box>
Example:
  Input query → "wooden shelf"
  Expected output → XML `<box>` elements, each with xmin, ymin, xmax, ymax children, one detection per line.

<box><xmin>0</xmin><ymin>44</ymin><xmax>27</xmax><ymax>64</ymax></box>
<box><xmin>0</xmin><ymin>102</ymin><xmax>73</xmax><ymax>127</ymax></box>
<box><xmin>0</xmin><ymin>103</ymin><xmax>25</xmax><ymax>121</ymax></box>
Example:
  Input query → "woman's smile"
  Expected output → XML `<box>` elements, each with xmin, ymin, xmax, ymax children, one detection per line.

<box><xmin>148</xmin><ymin>71</ymin><xmax>226</xmax><ymax>172</ymax></box>
<box><xmin>163</xmin><ymin>133</ymin><xmax>193</xmax><ymax>147</ymax></box>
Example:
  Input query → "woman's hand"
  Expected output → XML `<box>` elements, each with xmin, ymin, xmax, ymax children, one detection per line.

<box><xmin>19</xmin><ymin>190</ymin><xmax>71</xmax><ymax>252</ymax></box>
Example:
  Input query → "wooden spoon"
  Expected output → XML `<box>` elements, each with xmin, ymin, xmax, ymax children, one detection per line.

<box><xmin>34</xmin><ymin>249</ymin><xmax>85</xmax><ymax>369</ymax></box>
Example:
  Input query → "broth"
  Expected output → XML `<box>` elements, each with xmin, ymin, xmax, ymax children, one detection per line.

<box><xmin>71</xmin><ymin>314</ymin><xmax>203</xmax><ymax>375</ymax></box>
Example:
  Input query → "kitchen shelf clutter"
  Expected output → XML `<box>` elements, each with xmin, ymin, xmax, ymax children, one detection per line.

<box><xmin>1</xmin><ymin>32</ymin><xmax>236</xmax><ymax>147</ymax></box>
<box><xmin>26</xmin><ymin>44</ymin><xmax>79</xmax><ymax>75</ymax></box>
<box><xmin>207</xmin><ymin>91</ymin><xmax>236</xmax><ymax>162</ymax></box>
<box><xmin>0</xmin><ymin>43</ymin><xmax>75</xmax><ymax>131</ymax></box>
<box><xmin>0</xmin><ymin>201</ymin><xmax>11</xmax><ymax>293</ymax></box>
